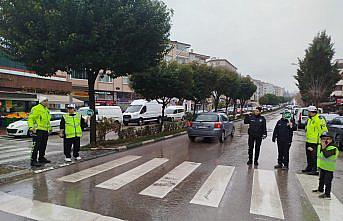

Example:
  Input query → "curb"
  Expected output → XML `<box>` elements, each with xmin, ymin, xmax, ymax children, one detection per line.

<box><xmin>0</xmin><ymin>169</ymin><xmax>33</xmax><ymax>185</ymax></box>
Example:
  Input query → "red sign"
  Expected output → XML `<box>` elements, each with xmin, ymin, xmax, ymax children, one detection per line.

<box><xmin>336</xmin><ymin>98</ymin><xmax>343</xmax><ymax>105</ymax></box>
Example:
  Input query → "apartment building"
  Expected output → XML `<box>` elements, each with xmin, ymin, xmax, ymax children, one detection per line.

<box><xmin>206</xmin><ymin>58</ymin><xmax>237</xmax><ymax>72</ymax></box>
<box><xmin>248</xmin><ymin>75</ymin><xmax>285</xmax><ymax>102</ymax></box>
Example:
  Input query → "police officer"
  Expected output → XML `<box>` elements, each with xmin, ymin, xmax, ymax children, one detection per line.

<box><xmin>244</xmin><ymin>106</ymin><xmax>267</xmax><ymax>166</ymax></box>
<box><xmin>303</xmin><ymin>106</ymin><xmax>328</xmax><ymax>175</ymax></box>
<box><xmin>272</xmin><ymin>111</ymin><xmax>295</xmax><ymax>170</ymax></box>
<box><xmin>28</xmin><ymin>96</ymin><xmax>52</xmax><ymax>167</ymax></box>
<box><xmin>312</xmin><ymin>132</ymin><xmax>339</xmax><ymax>199</ymax></box>
<box><xmin>59</xmin><ymin>104</ymin><xmax>84</xmax><ymax>162</ymax></box>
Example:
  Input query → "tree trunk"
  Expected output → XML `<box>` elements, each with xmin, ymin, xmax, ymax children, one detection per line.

<box><xmin>240</xmin><ymin>100</ymin><xmax>245</xmax><ymax>117</ymax></box>
<box><xmin>233</xmin><ymin>100</ymin><xmax>237</xmax><ymax>118</ymax></box>
<box><xmin>88</xmin><ymin>73</ymin><xmax>97</xmax><ymax>146</ymax></box>
<box><xmin>193</xmin><ymin>100</ymin><xmax>197</xmax><ymax>115</ymax></box>
<box><xmin>225</xmin><ymin>97</ymin><xmax>230</xmax><ymax>113</ymax></box>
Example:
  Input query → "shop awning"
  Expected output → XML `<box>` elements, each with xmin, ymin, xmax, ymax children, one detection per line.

<box><xmin>38</xmin><ymin>94</ymin><xmax>83</xmax><ymax>105</ymax></box>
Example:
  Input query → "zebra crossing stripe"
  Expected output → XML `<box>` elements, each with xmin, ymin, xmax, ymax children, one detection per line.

<box><xmin>140</xmin><ymin>161</ymin><xmax>201</xmax><ymax>198</ymax></box>
<box><xmin>0</xmin><ymin>191</ymin><xmax>123</xmax><ymax>221</ymax></box>
<box><xmin>96</xmin><ymin>158</ymin><xmax>169</xmax><ymax>190</ymax></box>
<box><xmin>58</xmin><ymin>155</ymin><xmax>142</xmax><ymax>183</ymax></box>
<box><xmin>250</xmin><ymin>169</ymin><xmax>284</xmax><ymax>219</ymax></box>
<box><xmin>0</xmin><ymin>147</ymin><xmax>30</xmax><ymax>154</ymax></box>
<box><xmin>190</xmin><ymin>165</ymin><xmax>235</xmax><ymax>207</ymax></box>
<box><xmin>297</xmin><ymin>174</ymin><xmax>343</xmax><ymax>221</ymax></box>
<box><xmin>0</xmin><ymin>146</ymin><xmax>29</xmax><ymax>152</ymax></box>
<box><xmin>0</xmin><ymin>150</ymin><xmax>31</xmax><ymax>160</ymax></box>
<box><xmin>0</xmin><ymin>151</ymin><xmax>62</xmax><ymax>164</ymax></box>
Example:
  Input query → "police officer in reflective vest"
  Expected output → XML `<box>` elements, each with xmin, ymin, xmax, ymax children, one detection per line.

<box><xmin>59</xmin><ymin>104</ymin><xmax>84</xmax><ymax>162</ymax></box>
<box><xmin>312</xmin><ymin>132</ymin><xmax>339</xmax><ymax>199</ymax></box>
<box><xmin>303</xmin><ymin>106</ymin><xmax>328</xmax><ymax>175</ymax></box>
<box><xmin>28</xmin><ymin>96</ymin><xmax>52</xmax><ymax>167</ymax></box>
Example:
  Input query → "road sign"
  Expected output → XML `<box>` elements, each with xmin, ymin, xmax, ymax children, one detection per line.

<box><xmin>86</xmin><ymin>109</ymin><xmax>94</xmax><ymax>117</ymax></box>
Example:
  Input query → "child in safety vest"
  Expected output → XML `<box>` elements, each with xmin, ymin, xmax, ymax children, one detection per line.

<box><xmin>312</xmin><ymin>131</ymin><xmax>339</xmax><ymax>199</ymax></box>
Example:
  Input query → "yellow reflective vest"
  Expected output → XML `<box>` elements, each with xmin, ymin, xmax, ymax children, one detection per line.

<box><xmin>63</xmin><ymin>113</ymin><xmax>82</xmax><ymax>138</ymax></box>
<box><xmin>306</xmin><ymin>114</ymin><xmax>328</xmax><ymax>144</ymax></box>
<box><xmin>317</xmin><ymin>144</ymin><xmax>339</xmax><ymax>172</ymax></box>
<box><xmin>28</xmin><ymin>103</ymin><xmax>52</xmax><ymax>132</ymax></box>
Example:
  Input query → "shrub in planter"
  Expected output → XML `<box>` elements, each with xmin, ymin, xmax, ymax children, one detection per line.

<box><xmin>97</xmin><ymin>118</ymin><xmax>121</xmax><ymax>141</ymax></box>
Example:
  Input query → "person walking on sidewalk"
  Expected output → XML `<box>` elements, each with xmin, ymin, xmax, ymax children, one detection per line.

<box><xmin>312</xmin><ymin>132</ymin><xmax>339</xmax><ymax>199</ymax></box>
<box><xmin>28</xmin><ymin>96</ymin><xmax>52</xmax><ymax>167</ymax></box>
<box><xmin>303</xmin><ymin>106</ymin><xmax>328</xmax><ymax>175</ymax></box>
<box><xmin>244</xmin><ymin>106</ymin><xmax>267</xmax><ymax>166</ymax></box>
<box><xmin>272</xmin><ymin>111</ymin><xmax>295</xmax><ymax>170</ymax></box>
<box><xmin>59</xmin><ymin>104</ymin><xmax>84</xmax><ymax>162</ymax></box>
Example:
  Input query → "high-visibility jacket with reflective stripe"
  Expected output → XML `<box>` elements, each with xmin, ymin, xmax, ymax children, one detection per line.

<box><xmin>63</xmin><ymin>113</ymin><xmax>82</xmax><ymax>138</ymax></box>
<box><xmin>317</xmin><ymin>145</ymin><xmax>339</xmax><ymax>172</ymax></box>
<box><xmin>306</xmin><ymin>114</ymin><xmax>328</xmax><ymax>144</ymax></box>
<box><xmin>28</xmin><ymin>103</ymin><xmax>52</xmax><ymax>132</ymax></box>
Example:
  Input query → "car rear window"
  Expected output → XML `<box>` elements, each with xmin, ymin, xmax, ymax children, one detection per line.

<box><xmin>195</xmin><ymin>114</ymin><xmax>219</xmax><ymax>122</ymax></box>
<box><xmin>302</xmin><ymin>109</ymin><xmax>308</xmax><ymax>116</ymax></box>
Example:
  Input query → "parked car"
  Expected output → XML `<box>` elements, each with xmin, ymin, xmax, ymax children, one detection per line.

<box><xmin>295</xmin><ymin>107</ymin><xmax>323</xmax><ymax>129</ymax></box>
<box><xmin>78</xmin><ymin>106</ymin><xmax>123</xmax><ymax>127</ymax></box>
<box><xmin>165</xmin><ymin>106</ymin><xmax>186</xmax><ymax>121</ymax></box>
<box><xmin>187</xmin><ymin>112</ymin><xmax>235</xmax><ymax>143</ymax></box>
<box><xmin>327</xmin><ymin>116</ymin><xmax>343</xmax><ymax>150</ymax></box>
<box><xmin>123</xmin><ymin>99</ymin><xmax>162</xmax><ymax>126</ymax></box>
<box><xmin>320</xmin><ymin>113</ymin><xmax>340</xmax><ymax>124</ymax></box>
<box><xmin>6</xmin><ymin>111</ymin><xmax>66</xmax><ymax>137</ymax></box>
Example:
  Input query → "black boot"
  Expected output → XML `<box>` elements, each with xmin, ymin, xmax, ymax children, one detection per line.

<box><xmin>38</xmin><ymin>157</ymin><xmax>51</xmax><ymax>164</ymax></box>
<box><xmin>274</xmin><ymin>164</ymin><xmax>282</xmax><ymax>169</ymax></box>
<box><xmin>247</xmin><ymin>160</ymin><xmax>253</xmax><ymax>165</ymax></box>
<box><xmin>31</xmin><ymin>161</ymin><xmax>41</xmax><ymax>167</ymax></box>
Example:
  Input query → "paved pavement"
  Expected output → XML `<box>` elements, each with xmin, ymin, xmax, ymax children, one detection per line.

<box><xmin>0</xmin><ymin>112</ymin><xmax>343</xmax><ymax>221</ymax></box>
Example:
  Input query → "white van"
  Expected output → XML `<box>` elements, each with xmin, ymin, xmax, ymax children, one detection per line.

<box><xmin>123</xmin><ymin>99</ymin><xmax>162</xmax><ymax>126</ymax></box>
<box><xmin>296</xmin><ymin>107</ymin><xmax>323</xmax><ymax>129</ymax></box>
<box><xmin>165</xmin><ymin>106</ymin><xmax>186</xmax><ymax>121</ymax></box>
<box><xmin>78</xmin><ymin>106</ymin><xmax>123</xmax><ymax>126</ymax></box>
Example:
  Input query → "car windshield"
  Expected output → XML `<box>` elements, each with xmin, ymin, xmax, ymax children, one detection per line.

<box><xmin>195</xmin><ymin>114</ymin><xmax>219</xmax><ymax>122</ymax></box>
<box><xmin>165</xmin><ymin>109</ymin><xmax>175</xmax><ymax>114</ymax></box>
<box><xmin>125</xmin><ymin>105</ymin><xmax>142</xmax><ymax>113</ymax></box>
<box><xmin>331</xmin><ymin>117</ymin><xmax>343</xmax><ymax>125</ymax></box>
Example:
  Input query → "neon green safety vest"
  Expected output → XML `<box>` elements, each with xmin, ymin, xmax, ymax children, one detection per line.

<box><xmin>63</xmin><ymin>113</ymin><xmax>82</xmax><ymax>138</ymax></box>
<box><xmin>28</xmin><ymin>103</ymin><xmax>52</xmax><ymax>132</ymax></box>
<box><xmin>317</xmin><ymin>145</ymin><xmax>339</xmax><ymax>172</ymax></box>
<box><xmin>306</xmin><ymin>115</ymin><xmax>328</xmax><ymax>144</ymax></box>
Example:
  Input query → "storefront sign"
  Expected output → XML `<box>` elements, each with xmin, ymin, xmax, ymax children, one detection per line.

<box><xmin>336</xmin><ymin>98</ymin><xmax>343</xmax><ymax>105</ymax></box>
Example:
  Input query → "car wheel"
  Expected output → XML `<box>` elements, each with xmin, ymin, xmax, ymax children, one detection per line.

<box><xmin>231</xmin><ymin>127</ymin><xmax>235</xmax><ymax>137</ymax></box>
<box><xmin>188</xmin><ymin>136</ymin><xmax>196</xmax><ymax>142</ymax></box>
<box><xmin>219</xmin><ymin>131</ymin><xmax>225</xmax><ymax>143</ymax></box>
<box><xmin>138</xmin><ymin>118</ymin><xmax>144</xmax><ymax>126</ymax></box>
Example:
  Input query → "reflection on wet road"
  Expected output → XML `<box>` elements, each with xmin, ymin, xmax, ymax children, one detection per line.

<box><xmin>0</xmin><ymin>112</ymin><xmax>343</xmax><ymax>221</ymax></box>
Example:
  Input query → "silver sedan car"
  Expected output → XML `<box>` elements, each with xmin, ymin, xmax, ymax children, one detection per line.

<box><xmin>187</xmin><ymin>112</ymin><xmax>235</xmax><ymax>143</ymax></box>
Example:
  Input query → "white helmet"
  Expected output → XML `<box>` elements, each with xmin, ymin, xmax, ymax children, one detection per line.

<box><xmin>307</xmin><ymin>105</ymin><xmax>317</xmax><ymax>112</ymax></box>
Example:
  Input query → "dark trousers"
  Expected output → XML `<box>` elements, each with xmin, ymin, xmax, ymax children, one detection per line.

<box><xmin>277</xmin><ymin>142</ymin><xmax>290</xmax><ymax>167</ymax></box>
<box><xmin>318</xmin><ymin>169</ymin><xmax>333</xmax><ymax>196</ymax></box>
<box><xmin>31</xmin><ymin>130</ymin><xmax>49</xmax><ymax>162</ymax></box>
<box><xmin>248</xmin><ymin>135</ymin><xmax>262</xmax><ymax>162</ymax></box>
<box><xmin>64</xmin><ymin>137</ymin><xmax>81</xmax><ymax>158</ymax></box>
<box><xmin>305</xmin><ymin>142</ymin><xmax>318</xmax><ymax>172</ymax></box>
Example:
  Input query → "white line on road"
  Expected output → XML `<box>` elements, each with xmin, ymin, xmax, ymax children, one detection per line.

<box><xmin>0</xmin><ymin>145</ymin><xmax>28</xmax><ymax>151</ymax></box>
<box><xmin>0</xmin><ymin>147</ymin><xmax>30</xmax><ymax>154</ymax></box>
<box><xmin>190</xmin><ymin>165</ymin><xmax>235</xmax><ymax>207</ymax></box>
<box><xmin>140</xmin><ymin>161</ymin><xmax>201</xmax><ymax>198</ymax></box>
<box><xmin>58</xmin><ymin>155</ymin><xmax>142</xmax><ymax>183</ymax></box>
<box><xmin>0</xmin><ymin>150</ymin><xmax>31</xmax><ymax>159</ymax></box>
<box><xmin>250</xmin><ymin>169</ymin><xmax>284</xmax><ymax>220</ymax></box>
<box><xmin>96</xmin><ymin>158</ymin><xmax>169</xmax><ymax>190</ymax></box>
<box><xmin>0</xmin><ymin>191</ymin><xmax>123</xmax><ymax>221</ymax></box>
<box><xmin>0</xmin><ymin>151</ymin><xmax>62</xmax><ymax>164</ymax></box>
<box><xmin>297</xmin><ymin>174</ymin><xmax>343</xmax><ymax>221</ymax></box>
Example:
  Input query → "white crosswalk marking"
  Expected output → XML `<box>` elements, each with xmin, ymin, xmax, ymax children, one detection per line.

<box><xmin>140</xmin><ymin>161</ymin><xmax>201</xmax><ymax>198</ymax></box>
<box><xmin>58</xmin><ymin>155</ymin><xmax>142</xmax><ymax>183</ymax></box>
<box><xmin>0</xmin><ymin>145</ymin><xmax>23</xmax><ymax>150</ymax></box>
<box><xmin>190</xmin><ymin>165</ymin><xmax>235</xmax><ymax>207</ymax></box>
<box><xmin>0</xmin><ymin>191</ymin><xmax>123</xmax><ymax>221</ymax></box>
<box><xmin>0</xmin><ymin>147</ymin><xmax>30</xmax><ymax>154</ymax></box>
<box><xmin>297</xmin><ymin>174</ymin><xmax>343</xmax><ymax>221</ymax></box>
<box><xmin>250</xmin><ymin>169</ymin><xmax>284</xmax><ymax>219</ymax></box>
<box><xmin>0</xmin><ymin>151</ymin><xmax>62</xmax><ymax>164</ymax></box>
<box><xmin>96</xmin><ymin>158</ymin><xmax>169</xmax><ymax>190</ymax></box>
<box><xmin>0</xmin><ymin>150</ymin><xmax>31</xmax><ymax>159</ymax></box>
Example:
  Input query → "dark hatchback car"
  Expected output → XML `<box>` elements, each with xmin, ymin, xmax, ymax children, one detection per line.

<box><xmin>327</xmin><ymin>116</ymin><xmax>343</xmax><ymax>151</ymax></box>
<box><xmin>187</xmin><ymin>112</ymin><xmax>235</xmax><ymax>143</ymax></box>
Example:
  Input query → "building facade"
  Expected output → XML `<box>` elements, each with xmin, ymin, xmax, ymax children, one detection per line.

<box><xmin>206</xmin><ymin>58</ymin><xmax>237</xmax><ymax>72</ymax></box>
<box><xmin>248</xmin><ymin>75</ymin><xmax>285</xmax><ymax>103</ymax></box>
<box><xmin>331</xmin><ymin>59</ymin><xmax>343</xmax><ymax>104</ymax></box>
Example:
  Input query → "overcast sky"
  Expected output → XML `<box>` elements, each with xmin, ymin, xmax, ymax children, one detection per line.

<box><xmin>162</xmin><ymin>0</ymin><xmax>343</xmax><ymax>92</ymax></box>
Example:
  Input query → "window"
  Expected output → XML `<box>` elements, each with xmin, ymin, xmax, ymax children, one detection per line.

<box><xmin>140</xmin><ymin>106</ymin><xmax>147</xmax><ymax>114</ymax></box>
<box><xmin>195</xmin><ymin>114</ymin><xmax>219</xmax><ymax>122</ymax></box>
<box><xmin>71</xmin><ymin>70</ymin><xmax>88</xmax><ymax>79</ymax></box>
<box><xmin>99</xmin><ymin>74</ymin><xmax>112</xmax><ymax>83</ymax></box>
<box><xmin>221</xmin><ymin>115</ymin><xmax>229</xmax><ymax>122</ymax></box>
<box><xmin>123</xmin><ymin>76</ymin><xmax>130</xmax><ymax>84</ymax></box>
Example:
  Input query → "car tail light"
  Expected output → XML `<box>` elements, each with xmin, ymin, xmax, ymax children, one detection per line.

<box><xmin>187</xmin><ymin>121</ymin><xmax>193</xmax><ymax>127</ymax></box>
<box><xmin>214</xmin><ymin>122</ymin><xmax>222</xmax><ymax>128</ymax></box>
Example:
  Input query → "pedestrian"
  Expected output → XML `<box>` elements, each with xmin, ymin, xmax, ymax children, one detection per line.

<box><xmin>272</xmin><ymin>111</ymin><xmax>295</xmax><ymax>170</ymax></box>
<box><xmin>302</xmin><ymin>106</ymin><xmax>328</xmax><ymax>175</ymax></box>
<box><xmin>244</xmin><ymin>106</ymin><xmax>267</xmax><ymax>166</ymax></box>
<box><xmin>312</xmin><ymin>132</ymin><xmax>339</xmax><ymax>199</ymax></box>
<box><xmin>28</xmin><ymin>96</ymin><xmax>52</xmax><ymax>167</ymax></box>
<box><xmin>59</xmin><ymin>104</ymin><xmax>84</xmax><ymax>162</ymax></box>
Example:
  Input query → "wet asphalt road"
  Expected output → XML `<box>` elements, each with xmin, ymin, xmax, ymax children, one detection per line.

<box><xmin>1</xmin><ymin>112</ymin><xmax>343</xmax><ymax>221</ymax></box>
